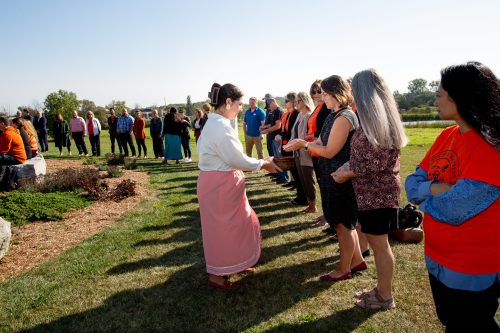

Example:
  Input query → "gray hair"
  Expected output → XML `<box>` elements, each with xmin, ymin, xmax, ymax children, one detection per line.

<box><xmin>297</xmin><ymin>92</ymin><xmax>316</xmax><ymax>113</ymax></box>
<box><xmin>351</xmin><ymin>69</ymin><xmax>408</xmax><ymax>149</ymax></box>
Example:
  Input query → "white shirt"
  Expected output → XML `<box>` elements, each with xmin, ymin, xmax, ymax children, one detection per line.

<box><xmin>198</xmin><ymin>113</ymin><xmax>263</xmax><ymax>172</ymax></box>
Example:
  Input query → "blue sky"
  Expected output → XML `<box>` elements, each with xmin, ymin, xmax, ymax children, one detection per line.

<box><xmin>1</xmin><ymin>0</ymin><xmax>499</xmax><ymax>113</ymax></box>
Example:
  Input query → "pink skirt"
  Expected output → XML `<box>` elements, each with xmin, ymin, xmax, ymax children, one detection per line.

<box><xmin>197</xmin><ymin>170</ymin><xmax>261</xmax><ymax>276</ymax></box>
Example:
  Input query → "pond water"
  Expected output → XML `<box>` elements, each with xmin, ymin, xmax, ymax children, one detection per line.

<box><xmin>403</xmin><ymin>120</ymin><xmax>454</xmax><ymax>127</ymax></box>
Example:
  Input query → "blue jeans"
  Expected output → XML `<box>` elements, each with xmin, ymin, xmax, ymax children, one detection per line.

<box><xmin>272</xmin><ymin>140</ymin><xmax>288</xmax><ymax>182</ymax></box>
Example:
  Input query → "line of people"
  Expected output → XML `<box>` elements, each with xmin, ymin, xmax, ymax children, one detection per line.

<box><xmin>197</xmin><ymin>62</ymin><xmax>500</xmax><ymax>331</ymax></box>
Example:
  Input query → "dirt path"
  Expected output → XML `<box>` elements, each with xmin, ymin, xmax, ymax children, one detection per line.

<box><xmin>0</xmin><ymin>159</ymin><xmax>150</xmax><ymax>282</ymax></box>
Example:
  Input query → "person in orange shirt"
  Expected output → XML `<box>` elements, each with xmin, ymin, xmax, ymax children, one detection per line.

<box><xmin>0</xmin><ymin>117</ymin><xmax>27</xmax><ymax>165</ymax></box>
<box><xmin>133</xmin><ymin>111</ymin><xmax>147</xmax><ymax>158</ymax></box>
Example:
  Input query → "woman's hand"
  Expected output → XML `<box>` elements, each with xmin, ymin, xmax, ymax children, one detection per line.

<box><xmin>261</xmin><ymin>157</ymin><xmax>283</xmax><ymax>173</ymax></box>
<box><xmin>430</xmin><ymin>182</ymin><xmax>453</xmax><ymax>195</ymax></box>
<box><xmin>331</xmin><ymin>169</ymin><xmax>355</xmax><ymax>184</ymax></box>
<box><xmin>274</xmin><ymin>134</ymin><xmax>282</xmax><ymax>142</ymax></box>
<box><xmin>283</xmin><ymin>139</ymin><xmax>307</xmax><ymax>152</ymax></box>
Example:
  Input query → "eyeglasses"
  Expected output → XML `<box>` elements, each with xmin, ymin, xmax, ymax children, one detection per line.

<box><xmin>285</xmin><ymin>99</ymin><xmax>290</xmax><ymax>103</ymax></box>
<box><xmin>313</xmin><ymin>90</ymin><xmax>321</xmax><ymax>95</ymax></box>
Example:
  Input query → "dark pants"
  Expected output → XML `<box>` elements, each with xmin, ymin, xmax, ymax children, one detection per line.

<box><xmin>89</xmin><ymin>134</ymin><xmax>101</xmax><ymax>156</ymax></box>
<box><xmin>152</xmin><ymin>136</ymin><xmax>164</xmax><ymax>158</ymax></box>
<box><xmin>0</xmin><ymin>155</ymin><xmax>21</xmax><ymax>165</ymax></box>
<box><xmin>290</xmin><ymin>165</ymin><xmax>307</xmax><ymax>204</ymax></box>
<box><xmin>37</xmin><ymin>131</ymin><xmax>49</xmax><ymax>152</ymax></box>
<box><xmin>429</xmin><ymin>273</ymin><xmax>500</xmax><ymax>333</ymax></box>
<box><xmin>266</xmin><ymin>134</ymin><xmax>274</xmax><ymax>157</ymax></box>
<box><xmin>72</xmin><ymin>132</ymin><xmax>88</xmax><ymax>155</ymax></box>
<box><xmin>110</xmin><ymin>131</ymin><xmax>123</xmax><ymax>154</ymax></box>
<box><xmin>181</xmin><ymin>136</ymin><xmax>191</xmax><ymax>158</ymax></box>
<box><xmin>118</xmin><ymin>132</ymin><xmax>136</xmax><ymax>157</ymax></box>
<box><xmin>136</xmin><ymin>138</ymin><xmax>147</xmax><ymax>157</ymax></box>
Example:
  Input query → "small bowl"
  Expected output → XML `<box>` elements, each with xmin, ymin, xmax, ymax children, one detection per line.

<box><xmin>273</xmin><ymin>157</ymin><xmax>295</xmax><ymax>171</ymax></box>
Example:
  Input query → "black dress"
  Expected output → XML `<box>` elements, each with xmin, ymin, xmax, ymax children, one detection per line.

<box><xmin>318</xmin><ymin>108</ymin><xmax>358</xmax><ymax>229</ymax></box>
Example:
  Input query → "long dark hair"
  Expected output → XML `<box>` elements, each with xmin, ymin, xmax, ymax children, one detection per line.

<box><xmin>208</xmin><ymin>83</ymin><xmax>243</xmax><ymax>109</ymax></box>
<box><xmin>441</xmin><ymin>61</ymin><xmax>500</xmax><ymax>150</ymax></box>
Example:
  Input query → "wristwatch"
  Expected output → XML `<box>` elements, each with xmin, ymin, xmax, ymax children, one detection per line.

<box><xmin>305</xmin><ymin>142</ymin><xmax>309</xmax><ymax>150</ymax></box>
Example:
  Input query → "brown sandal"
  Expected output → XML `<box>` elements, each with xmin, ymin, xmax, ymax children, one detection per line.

<box><xmin>355</xmin><ymin>287</ymin><xmax>378</xmax><ymax>299</ymax></box>
<box><xmin>355</xmin><ymin>288</ymin><xmax>395</xmax><ymax>310</ymax></box>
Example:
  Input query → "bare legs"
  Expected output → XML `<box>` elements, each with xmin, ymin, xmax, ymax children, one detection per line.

<box><xmin>364</xmin><ymin>234</ymin><xmax>394</xmax><ymax>299</ymax></box>
<box><xmin>323</xmin><ymin>224</ymin><xmax>364</xmax><ymax>278</ymax></box>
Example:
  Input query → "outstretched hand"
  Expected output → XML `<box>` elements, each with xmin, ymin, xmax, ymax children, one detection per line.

<box><xmin>283</xmin><ymin>139</ymin><xmax>307</xmax><ymax>152</ymax></box>
<box><xmin>261</xmin><ymin>157</ymin><xmax>283</xmax><ymax>173</ymax></box>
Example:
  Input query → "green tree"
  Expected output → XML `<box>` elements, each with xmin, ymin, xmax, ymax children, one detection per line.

<box><xmin>106</xmin><ymin>100</ymin><xmax>127</xmax><ymax>112</ymax></box>
<box><xmin>44</xmin><ymin>90</ymin><xmax>79</xmax><ymax>133</ymax></box>
<box><xmin>428</xmin><ymin>80</ymin><xmax>440</xmax><ymax>92</ymax></box>
<box><xmin>408</xmin><ymin>78</ymin><xmax>428</xmax><ymax>94</ymax></box>
<box><xmin>80</xmin><ymin>99</ymin><xmax>96</xmax><ymax>114</ymax></box>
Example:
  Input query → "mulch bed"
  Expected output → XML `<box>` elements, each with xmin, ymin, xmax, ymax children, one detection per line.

<box><xmin>0</xmin><ymin>159</ymin><xmax>150</xmax><ymax>282</ymax></box>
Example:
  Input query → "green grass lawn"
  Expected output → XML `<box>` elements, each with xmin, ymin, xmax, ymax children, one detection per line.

<box><xmin>0</xmin><ymin>127</ymin><xmax>474</xmax><ymax>332</ymax></box>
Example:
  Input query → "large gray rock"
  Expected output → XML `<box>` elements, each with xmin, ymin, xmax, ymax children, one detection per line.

<box><xmin>0</xmin><ymin>218</ymin><xmax>11</xmax><ymax>260</ymax></box>
<box><xmin>13</xmin><ymin>154</ymin><xmax>47</xmax><ymax>180</ymax></box>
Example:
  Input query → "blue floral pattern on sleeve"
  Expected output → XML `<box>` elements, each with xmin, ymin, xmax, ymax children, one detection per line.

<box><xmin>420</xmin><ymin>179</ymin><xmax>500</xmax><ymax>225</ymax></box>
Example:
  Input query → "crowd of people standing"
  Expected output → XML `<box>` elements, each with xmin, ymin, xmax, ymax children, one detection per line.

<box><xmin>196</xmin><ymin>62</ymin><xmax>500</xmax><ymax>331</ymax></box>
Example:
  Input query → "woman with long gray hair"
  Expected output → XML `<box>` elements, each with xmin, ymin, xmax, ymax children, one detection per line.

<box><xmin>332</xmin><ymin>69</ymin><xmax>407</xmax><ymax>310</ymax></box>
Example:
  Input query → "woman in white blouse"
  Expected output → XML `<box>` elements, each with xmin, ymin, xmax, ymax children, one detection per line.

<box><xmin>197</xmin><ymin>82</ymin><xmax>280</xmax><ymax>289</ymax></box>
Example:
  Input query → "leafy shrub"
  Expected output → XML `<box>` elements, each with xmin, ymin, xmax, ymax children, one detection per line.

<box><xmin>22</xmin><ymin>168</ymin><xmax>100</xmax><ymax>193</ymax></box>
<box><xmin>0</xmin><ymin>191</ymin><xmax>90</xmax><ymax>226</ymax></box>
<box><xmin>108</xmin><ymin>179</ymin><xmax>136</xmax><ymax>201</ymax></box>
<box><xmin>83</xmin><ymin>179</ymin><xmax>135</xmax><ymax>201</ymax></box>
<box><xmin>105</xmin><ymin>153</ymin><xmax>125</xmax><ymax>165</ymax></box>
<box><xmin>106</xmin><ymin>166</ymin><xmax>123</xmax><ymax>178</ymax></box>
<box><xmin>97</xmin><ymin>163</ymin><xmax>108</xmax><ymax>172</ymax></box>
<box><xmin>82</xmin><ymin>157</ymin><xmax>98</xmax><ymax>165</ymax></box>
<box><xmin>124</xmin><ymin>157</ymin><xmax>137</xmax><ymax>170</ymax></box>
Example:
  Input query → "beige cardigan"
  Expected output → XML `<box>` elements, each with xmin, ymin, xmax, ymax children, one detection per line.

<box><xmin>291</xmin><ymin>111</ymin><xmax>313</xmax><ymax>167</ymax></box>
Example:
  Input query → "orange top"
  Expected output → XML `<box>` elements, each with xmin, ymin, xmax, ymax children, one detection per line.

<box><xmin>0</xmin><ymin>126</ymin><xmax>27</xmax><ymax>163</ymax></box>
<box><xmin>421</xmin><ymin>125</ymin><xmax>500</xmax><ymax>274</ymax></box>
<box><xmin>29</xmin><ymin>134</ymin><xmax>38</xmax><ymax>152</ymax></box>
<box><xmin>306</xmin><ymin>102</ymin><xmax>324</xmax><ymax>157</ymax></box>
<box><xmin>133</xmin><ymin>118</ymin><xmax>145</xmax><ymax>139</ymax></box>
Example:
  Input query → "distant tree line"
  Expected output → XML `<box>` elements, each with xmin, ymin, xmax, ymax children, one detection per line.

<box><xmin>394</xmin><ymin>78</ymin><xmax>439</xmax><ymax>113</ymax></box>
<box><xmin>13</xmin><ymin>78</ymin><xmax>440</xmax><ymax>133</ymax></box>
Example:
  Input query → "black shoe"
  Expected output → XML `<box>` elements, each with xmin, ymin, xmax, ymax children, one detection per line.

<box><xmin>362</xmin><ymin>249</ymin><xmax>371</xmax><ymax>258</ymax></box>
<box><xmin>276</xmin><ymin>179</ymin><xmax>288</xmax><ymax>185</ymax></box>
<box><xmin>322</xmin><ymin>227</ymin><xmax>336</xmax><ymax>235</ymax></box>
<box><xmin>282</xmin><ymin>181</ymin><xmax>295</xmax><ymax>188</ymax></box>
<box><xmin>291</xmin><ymin>198</ymin><xmax>308</xmax><ymax>206</ymax></box>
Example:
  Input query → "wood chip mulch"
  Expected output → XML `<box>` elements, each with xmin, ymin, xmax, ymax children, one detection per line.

<box><xmin>0</xmin><ymin>159</ymin><xmax>150</xmax><ymax>282</ymax></box>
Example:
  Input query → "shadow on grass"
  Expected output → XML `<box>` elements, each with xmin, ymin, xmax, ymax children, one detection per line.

<box><xmin>22</xmin><ymin>255</ymin><xmax>374</xmax><ymax>332</ymax></box>
<box><xmin>20</xmin><ymin>163</ymin><xmax>375</xmax><ymax>332</ymax></box>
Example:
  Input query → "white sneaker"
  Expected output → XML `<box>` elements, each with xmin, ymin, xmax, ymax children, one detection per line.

<box><xmin>186</xmin><ymin>158</ymin><xmax>192</xmax><ymax>162</ymax></box>
<box><xmin>131</xmin><ymin>155</ymin><xmax>136</xmax><ymax>158</ymax></box>
<box><xmin>143</xmin><ymin>155</ymin><xmax>148</xmax><ymax>159</ymax></box>
<box><xmin>69</xmin><ymin>151</ymin><xmax>72</xmax><ymax>156</ymax></box>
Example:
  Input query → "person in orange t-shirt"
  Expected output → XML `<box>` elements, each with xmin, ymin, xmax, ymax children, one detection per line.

<box><xmin>405</xmin><ymin>62</ymin><xmax>500</xmax><ymax>331</ymax></box>
<box><xmin>0</xmin><ymin>117</ymin><xmax>27</xmax><ymax>165</ymax></box>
